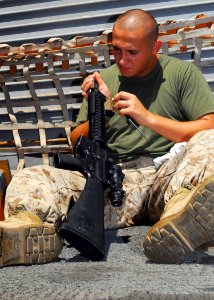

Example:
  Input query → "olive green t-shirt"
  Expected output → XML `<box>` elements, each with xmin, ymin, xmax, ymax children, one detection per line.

<box><xmin>76</xmin><ymin>54</ymin><xmax>214</xmax><ymax>162</ymax></box>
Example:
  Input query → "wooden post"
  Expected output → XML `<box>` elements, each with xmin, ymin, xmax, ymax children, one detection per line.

<box><xmin>0</xmin><ymin>160</ymin><xmax>12</xmax><ymax>220</ymax></box>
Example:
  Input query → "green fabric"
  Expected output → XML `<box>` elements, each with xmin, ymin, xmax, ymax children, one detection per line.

<box><xmin>76</xmin><ymin>54</ymin><xmax>214</xmax><ymax>162</ymax></box>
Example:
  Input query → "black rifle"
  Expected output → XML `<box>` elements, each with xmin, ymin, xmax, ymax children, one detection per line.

<box><xmin>53</xmin><ymin>82</ymin><xmax>125</xmax><ymax>260</ymax></box>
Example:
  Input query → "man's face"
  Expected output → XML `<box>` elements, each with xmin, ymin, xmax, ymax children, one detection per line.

<box><xmin>112</xmin><ymin>26</ymin><xmax>158</xmax><ymax>77</ymax></box>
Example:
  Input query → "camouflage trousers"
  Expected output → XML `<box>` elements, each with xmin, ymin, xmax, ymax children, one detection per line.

<box><xmin>5</xmin><ymin>129</ymin><xmax>214</xmax><ymax>229</ymax></box>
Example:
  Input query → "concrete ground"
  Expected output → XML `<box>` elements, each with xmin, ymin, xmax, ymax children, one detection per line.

<box><xmin>0</xmin><ymin>225</ymin><xmax>214</xmax><ymax>300</ymax></box>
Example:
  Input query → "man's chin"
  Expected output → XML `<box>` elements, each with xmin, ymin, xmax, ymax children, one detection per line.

<box><xmin>120</xmin><ymin>70</ymin><xmax>134</xmax><ymax>77</ymax></box>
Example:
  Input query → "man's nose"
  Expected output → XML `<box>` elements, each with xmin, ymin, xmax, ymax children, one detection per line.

<box><xmin>119</xmin><ymin>52</ymin><xmax>127</xmax><ymax>65</ymax></box>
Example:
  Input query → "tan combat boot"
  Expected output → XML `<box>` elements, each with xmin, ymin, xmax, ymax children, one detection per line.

<box><xmin>0</xmin><ymin>211</ymin><xmax>63</xmax><ymax>267</ymax></box>
<box><xmin>143</xmin><ymin>175</ymin><xmax>214</xmax><ymax>264</ymax></box>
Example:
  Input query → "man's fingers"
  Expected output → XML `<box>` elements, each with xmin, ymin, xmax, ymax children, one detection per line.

<box><xmin>94</xmin><ymin>72</ymin><xmax>103</xmax><ymax>85</ymax></box>
<box><xmin>83</xmin><ymin>76</ymin><xmax>94</xmax><ymax>89</ymax></box>
<box><xmin>81</xmin><ymin>75</ymin><xmax>95</xmax><ymax>98</ymax></box>
<box><xmin>81</xmin><ymin>71</ymin><xmax>111</xmax><ymax>99</ymax></box>
<box><xmin>113</xmin><ymin>91</ymin><xmax>130</xmax><ymax>102</ymax></box>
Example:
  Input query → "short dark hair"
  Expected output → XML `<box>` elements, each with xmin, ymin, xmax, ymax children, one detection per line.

<box><xmin>114</xmin><ymin>9</ymin><xmax>159</xmax><ymax>42</ymax></box>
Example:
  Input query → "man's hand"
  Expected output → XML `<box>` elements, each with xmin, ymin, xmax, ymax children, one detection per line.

<box><xmin>113</xmin><ymin>91</ymin><xmax>214</xmax><ymax>143</ymax></box>
<box><xmin>81</xmin><ymin>71</ymin><xmax>111</xmax><ymax>99</ymax></box>
<box><xmin>113</xmin><ymin>91</ymin><xmax>149</xmax><ymax>126</ymax></box>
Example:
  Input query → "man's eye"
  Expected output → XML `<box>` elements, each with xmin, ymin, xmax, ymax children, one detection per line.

<box><xmin>129</xmin><ymin>50</ymin><xmax>138</xmax><ymax>55</ymax></box>
<box><xmin>113</xmin><ymin>46</ymin><xmax>120</xmax><ymax>51</ymax></box>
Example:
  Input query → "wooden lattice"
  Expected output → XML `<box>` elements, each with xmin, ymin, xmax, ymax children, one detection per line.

<box><xmin>0</xmin><ymin>14</ymin><xmax>213</xmax><ymax>171</ymax></box>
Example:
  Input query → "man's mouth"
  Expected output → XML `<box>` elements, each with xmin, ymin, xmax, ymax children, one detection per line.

<box><xmin>119</xmin><ymin>66</ymin><xmax>132</xmax><ymax>74</ymax></box>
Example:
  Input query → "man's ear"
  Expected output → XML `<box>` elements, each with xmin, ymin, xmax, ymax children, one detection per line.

<box><xmin>153</xmin><ymin>40</ymin><xmax>162</xmax><ymax>54</ymax></box>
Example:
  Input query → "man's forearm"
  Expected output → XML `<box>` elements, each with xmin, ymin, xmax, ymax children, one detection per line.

<box><xmin>138</xmin><ymin>112</ymin><xmax>214</xmax><ymax>142</ymax></box>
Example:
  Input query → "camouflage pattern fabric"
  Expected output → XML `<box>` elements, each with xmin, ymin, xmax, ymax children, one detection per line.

<box><xmin>4</xmin><ymin>129</ymin><xmax>214</xmax><ymax>229</ymax></box>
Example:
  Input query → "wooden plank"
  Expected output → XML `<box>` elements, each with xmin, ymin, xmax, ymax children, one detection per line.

<box><xmin>0</xmin><ymin>160</ymin><xmax>12</xmax><ymax>186</ymax></box>
<box><xmin>0</xmin><ymin>170</ymin><xmax>6</xmax><ymax>221</ymax></box>
<box><xmin>0</xmin><ymin>160</ymin><xmax>12</xmax><ymax>220</ymax></box>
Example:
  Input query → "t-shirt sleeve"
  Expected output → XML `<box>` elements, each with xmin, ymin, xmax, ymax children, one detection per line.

<box><xmin>179</xmin><ymin>64</ymin><xmax>214</xmax><ymax>120</ymax></box>
<box><xmin>75</xmin><ymin>98</ymin><xmax>88</xmax><ymax>125</ymax></box>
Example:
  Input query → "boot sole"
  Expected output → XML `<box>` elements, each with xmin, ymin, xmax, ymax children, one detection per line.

<box><xmin>0</xmin><ymin>224</ymin><xmax>63</xmax><ymax>267</ymax></box>
<box><xmin>143</xmin><ymin>176</ymin><xmax>214</xmax><ymax>264</ymax></box>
